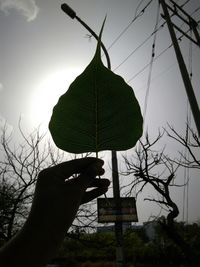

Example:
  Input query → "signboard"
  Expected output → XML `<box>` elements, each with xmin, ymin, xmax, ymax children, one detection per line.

<box><xmin>97</xmin><ymin>197</ymin><xmax>138</xmax><ymax>223</ymax></box>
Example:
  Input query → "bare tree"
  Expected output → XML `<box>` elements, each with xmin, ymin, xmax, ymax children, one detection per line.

<box><xmin>0</xmin><ymin>122</ymin><xmax>98</xmax><ymax>243</ymax></box>
<box><xmin>165</xmin><ymin>124</ymin><xmax>200</xmax><ymax>170</ymax></box>
<box><xmin>122</xmin><ymin>129</ymin><xmax>198</xmax><ymax>264</ymax></box>
<box><xmin>0</xmin><ymin>122</ymin><xmax>65</xmax><ymax>241</ymax></box>
<box><xmin>123</xmin><ymin>131</ymin><xmax>181</xmax><ymax>225</ymax></box>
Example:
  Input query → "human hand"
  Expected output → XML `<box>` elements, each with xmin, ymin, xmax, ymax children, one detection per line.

<box><xmin>28</xmin><ymin>157</ymin><xmax>110</xmax><ymax>233</ymax></box>
<box><xmin>0</xmin><ymin>158</ymin><xmax>110</xmax><ymax>267</ymax></box>
<box><xmin>26</xmin><ymin>157</ymin><xmax>110</xmax><ymax>254</ymax></box>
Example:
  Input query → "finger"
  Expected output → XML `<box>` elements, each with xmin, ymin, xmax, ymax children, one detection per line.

<box><xmin>74</xmin><ymin>165</ymin><xmax>105</xmax><ymax>188</ymax></box>
<box><xmin>81</xmin><ymin>187</ymin><xmax>109</xmax><ymax>204</ymax></box>
<box><xmin>47</xmin><ymin>157</ymin><xmax>104</xmax><ymax>180</ymax></box>
<box><xmin>87</xmin><ymin>178</ymin><xmax>110</xmax><ymax>188</ymax></box>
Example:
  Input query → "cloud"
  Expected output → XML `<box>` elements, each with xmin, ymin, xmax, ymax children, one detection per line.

<box><xmin>0</xmin><ymin>0</ymin><xmax>39</xmax><ymax>21</ymax></box>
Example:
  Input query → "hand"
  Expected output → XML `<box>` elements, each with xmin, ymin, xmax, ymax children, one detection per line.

<box><xmin>0</xmin><ymin>157</ymin><xmax>110</xmax><ymax>267</ymax></box>
<box><xmin>28</xmin><ymin>157</ymin><xmax>110</xmax><ymax>234</ymax></box>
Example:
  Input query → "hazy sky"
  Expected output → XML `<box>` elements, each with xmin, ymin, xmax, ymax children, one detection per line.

<box><xmin>0</xmin><ymin>0</ymin><xmax>200</xmax><ymax>224</ymax></box>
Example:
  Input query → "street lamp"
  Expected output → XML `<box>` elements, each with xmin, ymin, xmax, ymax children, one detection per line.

<box><xmin>61</xmin><ymin>3</ymin><xmax>111</xmax><ymax>69</ymax></box>
<box><xmin>61</xmin><ymin>3</ymin><xmax>124</xmax><ymax>266</ymax></box>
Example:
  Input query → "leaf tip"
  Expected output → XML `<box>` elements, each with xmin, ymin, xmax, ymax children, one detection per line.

<box><xmin>95</xmin><ymin>16</ymin><xmax>107</xmax><ymax>59</ymax></box>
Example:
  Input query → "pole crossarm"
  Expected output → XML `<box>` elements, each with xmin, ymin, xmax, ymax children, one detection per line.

<box><xmin>160</xmin><ymin>0</ymin><xmax>200</xmax><ymax>136</ymax></box>
<box><xmin>168</xmin><ymin>0</ymin><xmax>198</xmax><ymax>26</ymax></box>
<box><xmin>171</xmin><ymin>22</ymin><xmax>199</xmax><ymax>46</ymax></box>
<box><xmin>160</xmin><ymin>0</ymin><xmax>200</xmax><ymax>47</ymax></box>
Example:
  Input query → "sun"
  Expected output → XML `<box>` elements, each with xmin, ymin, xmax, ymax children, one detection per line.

<box><xmin>29</xmin><ymin>68</ymin><xmax>82</xmax><ymax>128</ymax></box>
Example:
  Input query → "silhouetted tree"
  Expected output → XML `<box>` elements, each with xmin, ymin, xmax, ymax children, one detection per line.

<box><xmin>0</xmin><ymin>122</ymin><xmax>65</xmax><ymax>241</ymax></box>
<box><xmin>123</xmin><ymin>126</ymin><xmax>200</xmax><ymax>266</ymax></box>
<box><xmin>0</xmin><ymin>122</ymin><xmax>95</xmax><ymax>243</ymax></box>
<box><xmin>165</xmin><ymin>124</ymin><xmax>200</xmax><ymax>170</ymax></box>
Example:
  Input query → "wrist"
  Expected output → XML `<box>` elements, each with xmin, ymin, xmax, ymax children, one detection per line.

<box><xmin>0</xmin><ymin>214</ymin><xmax>65</xmax><ymax>267</ymax></box>
<box><xmin>24</xmin><ymin>211</ymin><xmax>66</xmax><ymax>251</ymax></box>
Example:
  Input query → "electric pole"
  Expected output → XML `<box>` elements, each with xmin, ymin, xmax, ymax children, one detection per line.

<box><xmin>160</xmin><ymin>0</ymin><xmax>200</xmax><ymax>136</ymax></box>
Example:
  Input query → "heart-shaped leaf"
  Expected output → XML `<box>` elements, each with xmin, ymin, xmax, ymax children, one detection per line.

<box><xmin>49</xmin><ymin>21</ymin><xmax>143</xmax><ymax>153</ymax></box>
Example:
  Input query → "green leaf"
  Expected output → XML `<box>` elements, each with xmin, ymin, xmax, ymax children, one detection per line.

<box><xmin>49</xmin><ymin>21</ymin><xmax>143</xmax><ymax>153</ymax></box>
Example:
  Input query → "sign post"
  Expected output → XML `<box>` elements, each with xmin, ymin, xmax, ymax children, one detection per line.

<box><xmin>97</xmin><ymin>197</ymin><xmax>138</xmax><ymax>223</ymax></box>
<box><xmin>98</xmin><ymin>197</ymin><xmax>138</xmax><ymax>267</ymax></box>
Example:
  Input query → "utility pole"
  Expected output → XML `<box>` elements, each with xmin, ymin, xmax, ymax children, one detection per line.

<box><xmin>61</xmin><ymin>4</ymin><xmax>124</xmax><ymax>266</ymax></box>
<box><xmin>160</xmin><ymin>0</ymin><xmax>200</xmax><ymax>136</ymax></box>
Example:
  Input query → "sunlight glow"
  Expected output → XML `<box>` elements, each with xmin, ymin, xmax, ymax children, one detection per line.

<box><xmin>29</xmin><ymin>68</ymin><xmax>82</xmax><ymax>128</ymax></box>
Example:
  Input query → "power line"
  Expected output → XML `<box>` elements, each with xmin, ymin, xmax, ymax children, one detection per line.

<box><xmin>106</xmin><ymin>0</ymin><xmax>153</xmax><ymax>51</ymax></box>
<box><xmin>143</xmin><ymin>1</ymin><xmax>160</xmax><ymax>121</ymax></box>
<box><xmin>193</xmin><ymin>6</ymin><xmax>200</xmax><ymax>15</ymax></box>
<box><xmin>113</xmin><ymin>0</ymin><xmax>195</xmax><ymax>72</ymax></box>
<box><xmin>130</xmin><ymin>39</ymin><xmax>199</xmax><ymax>93</ymax></box>
<box><xmin>182</xmin><ymin>27</ymin><xmax>193</xmax><ymax>223</ymax></box>
<box><xmin>107</xmin><ymin>22</ymin><xmax>133</xmax><ymax>51</ymax></box>
<box><xmin>134</xmin><ymin>0</ymin><xmax>153</xmax><ymax>18</ymax></box>
<box><xmin>127</xmin><ymin>43</ymin><xmax>172</xmax><ymax>83</ymax></box>
<box><xmin>113</xmin><ymin>23</ymin><xmax>164</xmax><ymax>72</ymax></box>
<box><xmin>113</xmin><ymin>34</ymin><xmax>152</xmax><ymax>72</ymax></box>
<box><xmin>137</xmin><ymin>62</ymin><xmax>177</xmax><ymax>91</ymax></box>
<box><xmin>127</xmin><ymin>3</ymin><xmax>200</xmax><ymax>84</ymax></box>
<box><xmin>180</xmin><ymin>0</ymin><xmax>190</xmax><ymax>8</ymax></box>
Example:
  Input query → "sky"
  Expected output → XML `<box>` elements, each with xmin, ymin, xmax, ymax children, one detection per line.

<box><xmin>0</xmin><ymin>0</ymin><xmax>200</xmax><ymax>224</ymax></box>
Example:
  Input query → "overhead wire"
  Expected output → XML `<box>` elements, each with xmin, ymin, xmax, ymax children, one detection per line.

<box><xmin>183</xmin><ymin>27</ymin><xmax>193</xmax><ymax>223</ymax></box>
<box><xmin>127</xmin><ymin>43</ymin><xmax>172</xmax><ymax>83</ymax></box>
<box><xmin>127</xmin><ymin>2</ymin><xmax>200</xmax><ymax>84</ymax></box>
<box><xmin>143</xmin><ymin>1</ymin><xmax>160</xmax><ymax>122</ymax></box>
<box><xmin>134</xmin><ymin>1</ymin><xmax>160</xmax><ymax>178</ymax></box>
<box><xmin>120</xmin><ymin>2</ymin><xmax>155</xmax><ymax>198</ymax></box>
<box><xmin>134</xmin><ymin>0</ymin><xmax>153</xmax><ymax>18</ymax></box>
<box><xmin>113</xmin><ymin>0</ymin><xmax>194</xmax><ymax>74</ymax></box>
<box><xmin>180</xmin><ymin>0</ymin><xmax>190</xmax><ymax>8</ymax></box>
<box><xmin>193</xmin><ymin>6</ymin><xmax>200</xmax><ymax>15</ymax></box>
<box><xmin>113</xmin><ymin>23</ymin><xmax>164</xmax><ymax>72</ymax></box>
<box><xmin>106</xmin><ymin>0</ymin><xmax>153</xmax><ymax>51</ymax></box>
<box><xmin>192</xmin><ymin>5</ymin><xmax>200</xmax><ymax>27</ymax></box>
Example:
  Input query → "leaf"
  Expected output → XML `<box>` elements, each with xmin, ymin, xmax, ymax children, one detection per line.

<box><xmin>49</xmin><ymin>20</ymin><xmax>143</xmax><ymax>153</ymax></box>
